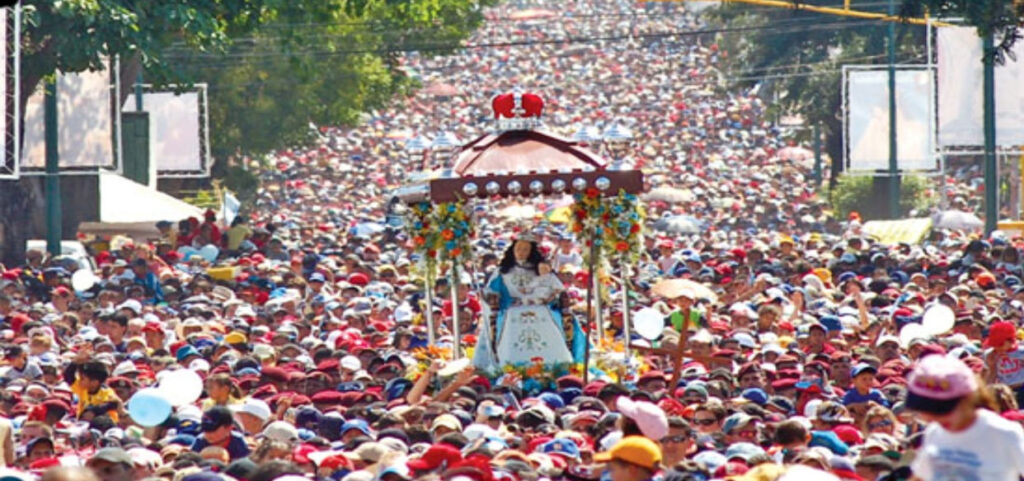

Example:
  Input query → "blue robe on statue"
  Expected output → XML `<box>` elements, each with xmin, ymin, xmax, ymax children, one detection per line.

<box><xmin>474</xmin><ymin>264</ymin><xmax>584</xmax><ymax>368</ymax></box>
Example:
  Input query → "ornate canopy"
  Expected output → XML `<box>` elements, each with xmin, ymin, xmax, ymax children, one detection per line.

<box><xmin>397</xmin><ymin>92</ymin><xmax>644</xmax><ymax>204</ymax></box>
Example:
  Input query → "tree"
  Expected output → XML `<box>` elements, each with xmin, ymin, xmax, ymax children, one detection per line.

<box><xmin>0</xmin><ymin>0</ymin><xmax>489</xmax><ymax>266</ymax></box>
<box><xmin>706</xmin><ymin>1</ymin><xmax>925</xmax><ymax>178</ymax></box>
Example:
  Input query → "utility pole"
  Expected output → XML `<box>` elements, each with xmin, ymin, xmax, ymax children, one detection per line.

<box><xmin>886</xmin><ymin>0</ymin><xmax>900</xmax><ymax>218</ymax></box>
<box><xmin>44</xmin><ymin>78</ymin><xmax>61</xmax><ymax>256</ymax></box>
<box><xmin>813</xmin><ymin>123</ymin><xmax>822</xmax><ymax>185</ymax></box>
<box><xmin>135</xmin><ymin>71</ymin><xmax>144</xmax><ymax>110</ymax></box>
<box><xmin>983</xmin><ymin>32</ymin><xmax>998</xmax><ymax>233</ymax></box>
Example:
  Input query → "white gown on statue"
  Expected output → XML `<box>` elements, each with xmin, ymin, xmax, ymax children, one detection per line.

<box><xmin>489</xmin><ymin>265</ymin><xmax>573</xmax><ymax>366</ymax></box>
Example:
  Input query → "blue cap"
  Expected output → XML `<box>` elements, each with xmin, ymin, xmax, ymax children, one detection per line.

<box><xmin>559</xmin><ymin>387</ymin><xmax>582</xmax><ymax>406</ymax></box>
<box><xmin>385</xmin><ymin>378</ymin><xmax>413</xmax><ymax>401</ymax></box>
<box><xmin>341</xmin><ymin>419</ymin><xmax>372</xmax><ymax>437</ymax></box>
<box><xmin>809</xmin><ymin>430</ymin><xmax>850</xmax><ymax>455</ymax></box>
<box><xmin>839</xmin><ymin>253</ymin><xmax>857</xmax><ymax>264</ymax></box>
<box><xmin>819</xmin><ymin>315</ymin><xmax>842</xmax><ymax>333</ymax></box>
<box><xmin>837</xmin><ymin>272</ymin><xmax>857</xmax><ymax>284</ymax></box>
<box><xmin>236</xmin><ymin>367</ymin><xmax>260</xmax><ymax>377</ymax></box>
<box><xmin>167</xmin><ymin>433</ymin><xmax>196</xmax><ymax>446</ymax></box>
<box><xmin>538</xmin><ymin>392</ymin><xmax>565</xmax><ymax>410</ymax></box>
<box><xmin>740</xmin><ymin>388</ymin><xmax>768</xmax><ymax>406</ymax></box>
<box><xmin>538</xmin><ymin>438</ymin><xmax>581</xmax><ymax>460</ymax></box>
<box><xmin>482</xmin><ymin>404</ymin><xmax>504</xmax><ymax>418</ymax></box>
<box><xmin>337</xmin><ymin>382</ymin><xmax>365</xmax><ymax>393</ymax></box>
<box><xmin>295</xmin><ymin>407</ymin><xmax>323</xmax><ymax>427</ymax></box>
<box><xmin>309</xmin><ymin>272</ymin><xmax>326</xmax><ymax>283</ymax></box>
<box><xmin>724</xmin><ymin>442</ymin><xmax>766</xmax><ymax>462</ymax></box>
<box><xmin>693</xmin><ymin>451</ymin><xmax>728</xmax><ymax>473</ymax></box>
<box><xmin>176</xmin><ymin>345</ymin><xmax>199</xmax><ymax>362</ymax></box>
<box><xmin>193</xmin><ymin>338</ymin><xmax>216</xmax><ymax>350</ymax></box>
<box><xmin>851</xmin><ymin>363</ymin><xmax>877</xmax><ymax>378</ymax></box>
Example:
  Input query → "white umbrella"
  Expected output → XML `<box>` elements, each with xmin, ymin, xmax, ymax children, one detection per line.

<box><xmin>932</xmin><ymin>210</ymin><xmax>984</xmax><ymax>231</ymax></box>
<box><xmin>653</xmin><ymin>215</ymin><xmax>703</xmax><ymax>234</ymax></box>
<box><xmin>644</xmin><ymin>186</ymin><xmax>695</xmax><ymax>204</ymax></box>
<box><xmin>495</xmin><ymin>204</ymin><xmax>538</xmax><ymax>220</ymax></box>
<box><xmin>650</xmin><ymin>278</ymin><xmax>718</xmax><ymax>303</ymax></box>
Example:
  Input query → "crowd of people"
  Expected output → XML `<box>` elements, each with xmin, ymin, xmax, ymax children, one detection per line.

<box><xmin>0</xmin><ymin>1</ymin><xmax>1019</xmax><ymax>481</ymax></box>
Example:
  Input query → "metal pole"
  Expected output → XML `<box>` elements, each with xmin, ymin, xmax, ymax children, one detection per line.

<box><xmin>813</xmin><ymin>123</ymin><xmax>822</xmax><ymax>185</ymax></box>
<box><xmin>887</xmin><ymin>0</ymin><xmax>900</xmax><ymax>218</ymax></box>
<box><xmin>621</xmin><ymin>263</ymin><xmax>632</xmax><ymax>381</ymax></box>
<box><xmin>984</xmin><ymin>32</ymin><xmax>998</xmax><ymax>234</ymax></box>
<box><xmin>584</xmin><ymin>242</ymin><xmax>595</xmax><ymax>385</ymax></box>
<box><xmin>44</xmin><ymin>78</ymin><xmax>61</xmax><ymax>257</ymax></box>
<box><xmin>594</xmin><ymin>257</ymin><xmax>603</xmax><ymax>346</ymax></box>
<box><xmin>425</xmin><ymin>268</ymin><xmax>436</xmax><ymax>346</ymax></box>
<box><xmin>134</xmin><ymin>72</ymin><xmax>144</xmax><ymax>111</ymax></box>
<box><xmin>451</xmin><ymin>263</ymin><xmax>461</xmax><ymax>359</ymax></box>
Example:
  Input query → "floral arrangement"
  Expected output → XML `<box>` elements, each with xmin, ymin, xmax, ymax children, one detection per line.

<box><xmin>406</xmin><ymin>200</ymin><xmax>475</xmax><ymax>273</ymax></box>
<box><xmin>605</xmin><ymin>190</ymin><xmax>645</xmax><ymax>263</ymax></box>
<box><xmin>502</xmin><ymin>358</ymin><xmax>581</xmax><ymax>395</ymax></box>
<box><xmin>570</xmin><ymin>188</ymin><xmax>645</xmax><ymax>262</ymax></box>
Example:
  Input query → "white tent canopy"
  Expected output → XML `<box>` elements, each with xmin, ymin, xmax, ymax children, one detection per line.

<box><xmin>79</xmin><ymin>173</ymin><xmax>205</xmax><ymax>240</ymax></box>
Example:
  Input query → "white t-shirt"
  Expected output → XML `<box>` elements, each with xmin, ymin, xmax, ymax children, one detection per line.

<box><xmin>912</xmin><ymin>409</ymin><xmax>1024</xmax><ymax>481</ymax></box>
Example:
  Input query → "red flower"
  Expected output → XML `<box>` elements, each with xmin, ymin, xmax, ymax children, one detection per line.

<box><xmin>450</xmin><ymin>247</ymin><xmax>462</xmax><ymax>257</ymax></box>
<box><xmin>630</xmin><ymin>224</ymin><xmax>640</xmax><ymax>233</ymax></box>
<box><xmin>586</xmin><ymin>187</ymin><xmax>600</xmax><ymax>198</ymax></box>
<box><xmin>573</xmin><ymin>223</ymin><xmax>583</xmax><ymax>233</ymax></box>
<box><xmin>427</xmin><ymin>249</ymin><xmax>437</xmax><ymax>258</ymax></box>
<box><xmin>413</xmin><ymin>236</ymin><xmax>426</xmax><ymax>246</ymax></box>
<box><xmin>616</xmin><ymin>241</ymin><xmax>629</xmax><ymax>252</ymax></box>
<box><xmin>441</xmin><ymin>229</ymin><xmax>455</xmax><ymax>241</ymax></box>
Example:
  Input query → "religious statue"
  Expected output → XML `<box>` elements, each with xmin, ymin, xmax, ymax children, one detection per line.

<box><xmin>473</xmin><ymin>233</ymin><xmax>585</xmax><ymax>370</ymax></box>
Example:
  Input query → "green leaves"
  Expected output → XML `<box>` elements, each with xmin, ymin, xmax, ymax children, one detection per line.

<box><xmin>21</xmin><ymin>0</ymin><xmax>490</xmax><ymax>167</ymax></box>
<box><xmin>900</xmin><ymin>0</ymin><xmax>1024</xmax><ymax>64</ymax></box>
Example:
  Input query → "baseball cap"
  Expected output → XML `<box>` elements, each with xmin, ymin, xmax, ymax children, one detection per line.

<box><xmin>201</xmin><ymin>406</ymin><xmax>235</xmax><ymax>432</ymax></box>
<box><xmin>87</xmin><ymin>447</ymin><xmax>133</xmax><ymax>467</ymax></box>
<box><xmin>906</xmin><ymin>355</ymin><xmax>978</xmax><ymax>415</ymax></box>
<box><xmin>262</xmin><ymin>421</ymin><xmax>299</xmax><ymax>443</ymax></box>
<box><xmin>232</xmin><ymin>398</ymin><xmax>272</xmax><ymax>422</ymax></box>
<box><xmin>851</xmin><ymin>363</ymin><xmax>877</xmax><ymax>378</ymax></box>
<box><xmin>616</xmin><ymin>397</ymin><xmax>668</xmax><ymax>441</ymax></box>
<box><xmin>594</xmin><ymin>436</ymin><xmax>662</xmax><ymax>470</ymax></box>
<box><xmin>341</xmin><ymin>419</ymin><xmax>372</xmax><ymax>437</ymax></box>
<box><xmin>985</xmin><ymin>321</ymin><xmax>1018</xmax><ymax>349</ymax></box>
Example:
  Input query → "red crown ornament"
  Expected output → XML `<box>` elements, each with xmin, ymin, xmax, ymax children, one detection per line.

<box><xmin>491</xmin><ymin>91</ymin><xmax>544</xmax><ymax>130</ymax></box>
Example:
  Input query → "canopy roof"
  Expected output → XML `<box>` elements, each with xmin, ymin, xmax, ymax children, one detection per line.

<box><xmin>397</xmin><ymin>129</ymin><xmax>643</xmax><ymax>203</ymax></box>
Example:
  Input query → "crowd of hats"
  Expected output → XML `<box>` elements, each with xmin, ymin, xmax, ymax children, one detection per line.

<box><xmin>0</xmin><ymin>1</ymin><xmax>1004</xmax><ymax>481</ymax></box>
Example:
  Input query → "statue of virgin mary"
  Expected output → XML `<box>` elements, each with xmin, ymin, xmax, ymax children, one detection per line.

<box><xmin>473</xmin><ymin>233</ymin><xmax>585</xmax><ymax>370</ymax></box>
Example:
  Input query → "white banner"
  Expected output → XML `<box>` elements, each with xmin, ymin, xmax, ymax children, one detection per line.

<box><xmin>21</xmin><ymin>59</ymin><xmax>120</xmax><ymax>172</ymax></box>
<box><xmin>122</xmin><ymin>86</ymin><xmax>210</xmax><ymax>176</ymax></box>
<box><xmin>937</xmin><ymin>26</ymin><xmax>1024</xmax><ymax>147</ymax></box>
<box><xmin>846</xmin><ymin>69</ymin><xmax>937</xmax><ymax>172</ymax></box>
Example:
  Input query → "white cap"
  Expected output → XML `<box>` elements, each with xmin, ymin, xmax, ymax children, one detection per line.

<box><xmin>232</xmin><ymin>398</ymin><xmax>272</xmax><ymax>422</ymax></box>
<box><xmin>117</xmin><ymin>299</ymin><xmax>143</xmax><ymax>314</ymax></box>
<box><xmin>262</xmin><ymin>421</ymin><xmax>299</xmax><ymax>443</ymax></box>
<box><xmin>340</xmin><ymin>355</ymin><xmax>361</xmax><ymax>372</ymax></box>
<box><xmin>188</xmin><ymin>359</ymin><xmax>211</xmax><ymax>372</ymax></box>
<box><xmin>112</xmin><ymin>360</ymin><xmax>139</xmax><ymax>377</ymax></box>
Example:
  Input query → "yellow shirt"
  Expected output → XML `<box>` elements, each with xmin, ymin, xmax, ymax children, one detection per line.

<box><xmin>226</xmin><ymin>225</ymin><xmax>253</xmax><ymax>250</ymax></box>
<box><xmin>71</xmin><ymin>378</ymin><xmax>120</xmax><ymax>423</ymax></box>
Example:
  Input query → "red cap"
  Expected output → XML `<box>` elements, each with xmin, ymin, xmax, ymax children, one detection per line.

<box><xmin>407</xmin><ymin>443</ymin><xmax>463</xmax><ymax>472</ymax></box>
<box><xmin>985</xmin><ymin>321</ymin><xmax>1018</xmax><ymax>349</ymax></box>
<box><xmin>348</xmin><ymin>273</ymin><xmax>370</xmax><ymax>286</ymax></box>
